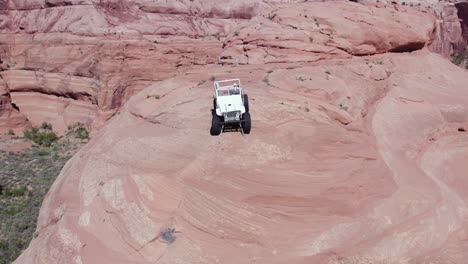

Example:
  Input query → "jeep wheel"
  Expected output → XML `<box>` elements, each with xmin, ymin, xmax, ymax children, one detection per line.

<box><xmin>213</xmin><ymin>98</ymin><xmax>217</xmax><ymax>110</ymax></box>
<box><xmin>243</xmin><ymin>112</ymin><xmax>251</xmax><ymax>134</ymax></box>
<box><xmin>243</xmin><ymin>94</ymin><xmax>249</xmax><ymax>112</ymax></box>
<box><xmin>210</xmin><ymin>113</ymin><xmax>222</xmax><ymax>136</ymax></box>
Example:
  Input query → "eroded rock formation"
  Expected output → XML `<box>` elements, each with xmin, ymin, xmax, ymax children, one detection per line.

<box><xmin>0</xmin><ymin>71</ymin><xmax>29</xmax><ymax>133</ymax></box>
<box><xmin>2</xmin><ymin>0</ymin><xmax>466</xmax><ymax>134</ymax></box>
<box><xmin>0</xmin><ymin>0</ymin><xmax>271</xmax><ymax>133</ymax></box>
<box><xmin>220</xmin><ymin>1</ymin><xmax>435</xmax><ymax>64</ymax></box>
<box><xmin>7</xmin><ymin>1</ymin><xmax>468</xmax><ymax>264</ymax></box>
<box><xmin>430</xmin><ymin>1</ymin><xmax>467</xmax><ymax>56</ymax></box>
<box><xmin>456</xmin><ymin>1</ymin><xmax>468</xmax><ymax>47</ymax></box>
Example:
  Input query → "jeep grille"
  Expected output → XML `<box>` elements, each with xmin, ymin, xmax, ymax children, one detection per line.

<box><xmin>223</xmin><ymin>111</ymin><xmax>241</xmax><ymax>123</ymax></box>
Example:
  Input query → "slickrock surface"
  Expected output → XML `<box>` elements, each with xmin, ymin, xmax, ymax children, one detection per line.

<box><xmin>1</xmin><ymin>0</ymin><xmax>466</xmax><ymax>133</ymax></box>
<box><xmin>16</xmin><ymin>50</ymin><xmax>468</xmax><ymax>264</ymax></box>
<box><xmin>0</xmin><ymin>0</ymin><xmax>269</xmax><ymax>132</ymax></box>
<box><xmin>3</xmin><ymin>0</ymin><xmax>468</xmax><ymax>263</ymax></box>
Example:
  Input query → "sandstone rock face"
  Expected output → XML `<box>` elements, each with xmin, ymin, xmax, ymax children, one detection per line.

<box><xmin>430</xmin><ymin>2</ymin><xmax>466</xmax><ymax>56</ymax></box>
<box><xmin>0</xmin><ymin>0</ymin><xmax>465</xmax><ymax>133</ymax></box>
<box><xmin>220</xmin><ymin>1</ymin><xmax>435</xmax><ymax>64</ymax></box>
<box><xmin>359</xmin><ymin>0</ymin><xmax>468</xmax><ymax>57</ymax></box>
<box><xmin>0</xmin><ymin>69</ymin><xmax>29</xmax><ymax>133</ymax></box>
<box><xmin>0</xmin><ymin>0</ymin><xmax>272</xmax><ymax>133</ymax></box>
<box><xmin>11</xmin><ymin>1</ymin><xmax>468</xmax><ymax>264</ymax></box>
<box><xmin>456</xmin><ymin>2</ymin><xmax>468</xmax><ymax>47</ymax></box>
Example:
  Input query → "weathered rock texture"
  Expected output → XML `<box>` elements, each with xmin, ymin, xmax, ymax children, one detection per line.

<box><xmin>220</xmin><ymin>2</ymin><xmax>435</xmax><ymax>64</ymax></box>
<box><xmin>8</xmin><ymin>1</ymin><xmax>468</xmax><ymax>264</ymax></box>
<box><xmin>0</xmin><ymin>0</ymin><xmax>277</xmax><ymax>133</ymax></box>
<box><xmin>430</xmin><ymin>1</ymin><xmax>467</xmax><ymax>56</ymax></box>
<box><xmin>0</xmin><ymin>73</ymin><xmax>29</xmax><ymax>133</ymax></box>
<box><xmin>356</xmin><ymin>0</ymin><xmax>468</xmax><ymax>57</ymax></box>
<box><xmin>456</xmin><ymin>1</ymin><xmax>468</xmax><ymax>46</ymax></box>
<box><xmin>2</xmin><ymin>0</ymin><xmax>466</xmax><ymax>134</ymax></box>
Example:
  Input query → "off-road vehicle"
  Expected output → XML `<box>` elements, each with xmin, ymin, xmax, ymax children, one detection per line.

<box><xmin>211</xmin><ymin>79</ymin><xmax>251</xmax><ymax>135</ymax></box>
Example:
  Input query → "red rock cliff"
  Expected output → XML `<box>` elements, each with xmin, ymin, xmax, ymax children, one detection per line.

<box><xmin>10</xmin><ymin>1</ymin><xmax>468</xmax><ymax>264</ymax></box>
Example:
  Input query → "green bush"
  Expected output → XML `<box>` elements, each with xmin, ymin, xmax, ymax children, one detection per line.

<box><xmin>37</xmin><ymin>132</ymin><xmax>58</xmax><ymax>147</ymax></box>
<box><xmin>24</xmin><ymin>126</ymin><xmax>59</xmax><ymax>147</ymax></box>
<box><xmin>75</xmin><ymin>127</ymin><xmax>89</xmax><ymax>140</ymax></box>
<box><xmin>451</xmin><ymin>51</ymin><xmax>468</xmax><ymax>66</ymax></box>
<box><xmin>1</xmin><ymin>186</ymin><xmax>27</xmax><ymax>198</ymax></box>
<box><xmin>11</xmin><ymin>186</ymin><xmax>27</xmax><ymax>197</ymax></box>
<box><xmin>40</xmin><ymin>122</ymin><xmax>52</xmax><ymax>130</ymax></box>
<box><xmin>7</xmin><ymin>130</ymin><xmax>14</xmax><ymax>135</ymax></box>
<box><xmin>66</xmin><ymin>122</ymin><xmax>90</xmax><ymax>141</ymax></box>
<box><xmin>0</xmin><ymin>137</ymin><xmax>82</xmax><ymax>263</ymax></box>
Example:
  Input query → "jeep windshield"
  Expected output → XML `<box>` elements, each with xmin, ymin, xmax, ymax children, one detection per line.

<box><xmin>217</xmin><ymin>88</ymin><xmax>241</xmax><ymax>96</ymax></box>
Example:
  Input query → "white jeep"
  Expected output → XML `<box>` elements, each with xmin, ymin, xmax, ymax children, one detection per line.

<box><xmin>211</xmin><ymin>79</ymin><xmax>251</xmax><ymax>135</ymax></box>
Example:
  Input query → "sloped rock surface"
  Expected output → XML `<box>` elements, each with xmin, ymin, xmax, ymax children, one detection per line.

<box><xmin>16</xmin><ymin>50</ymin><xmax>468</xmax><ymax>264</ymax></box>
<box><xmin>0</xmin><ymin>0</ymin><xmax>266</xmax><ymax>132</ymax></box>
<box><xmin>1</xmin><ymin>0</ymin><xmax>465</xmax><ymax>133</ymax></box>
<box><xmin>5</xmin><ymin>1</ymin><xmax>468</xmax><ymax>263</ymax></box>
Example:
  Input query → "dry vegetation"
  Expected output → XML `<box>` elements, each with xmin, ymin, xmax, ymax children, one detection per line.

<box><xmin>0</xmin><ymin>123</ymin><xmax>89</xmax><ymax>263</ymax></box>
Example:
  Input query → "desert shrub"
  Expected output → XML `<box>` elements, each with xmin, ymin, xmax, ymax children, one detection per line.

<box><xmin>66</xmin><ymin>122</ymin><xmax>90</xmax><ymax>141</ymax></box>
<box><xmin>40</xmin><ymin>122</ymin><xmax>52</xmax><ymax>130</ymax></box>
<box><xmin>32</xmin><ymin>148</ymin><xmax>51</xmax><ymax>157</ymax></box>
<box><xmin>7</xmin><ymin>130</ymin><xmax>14</xmax><ymax>135</ymax></box>
<box><xmin>0</xmin><ymin>119</ymin><xmax>93</xmax><ymax>263</ymax></box>
<box><xmin>75</xmin><ymin>127</ymin><xmax>89</xmax><ymax>140</ymax></box>
<box><xmin>23</xmin><ymin>127</ymin><xmax>38</xmax><ymax>140</ymax></box>
<box><xmin>11</xmin><ymin>186</ymin><xmax>27</xmax><ymax>197</ymax></box>
<box><xmin>451</xmin><ymin>51</ymin><xmax>468</xmax><ymax>66</ymax></box>
<box><xmin>24</xmin><ymin>125</ymin><xmax>59</xmax><ymax>147</ymax></box>
<box><xmin>36</xmin><ymin>132</ymin><xmax>58</xmax><ymax>147</ymax></box>
<box><xmin>0</xmin><ymin>136</ymin><xmax>82</xmax><ymax>264</ymax></box>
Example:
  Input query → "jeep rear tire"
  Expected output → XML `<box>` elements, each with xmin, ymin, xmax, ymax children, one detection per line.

<box><xmin>243</xmin><ymin>94</ymin><xmax>249</xmax><ymax>112</ymax></box>
<box><xmin>243</xmin><ymin>112</ymin><xmax>251</xmax><ymax>134</ymax></box>
<box><xmin>210</xmin><ymin>114</ymin><xmax>222</xmax><ymax>136</ymax></box>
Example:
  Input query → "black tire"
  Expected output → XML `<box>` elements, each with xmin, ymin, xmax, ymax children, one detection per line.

<box><xmin>243</xmin><ymin>94</ymin><xmax>249</xmax><ymax>112</ymax></box>
<box><xmin>210</xmin><ymin>113</ymin><xmax>222</xmax><ymax>136</ymax></box>
<box><xmin>213</xmin><ymin>98</ymin><xmax>217</xmax><ymax>110</ymax></box>
<box><xmin>243</xmin><ymin>112</ymin><xmax>251</xmax><ymax>134</ymax></box>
